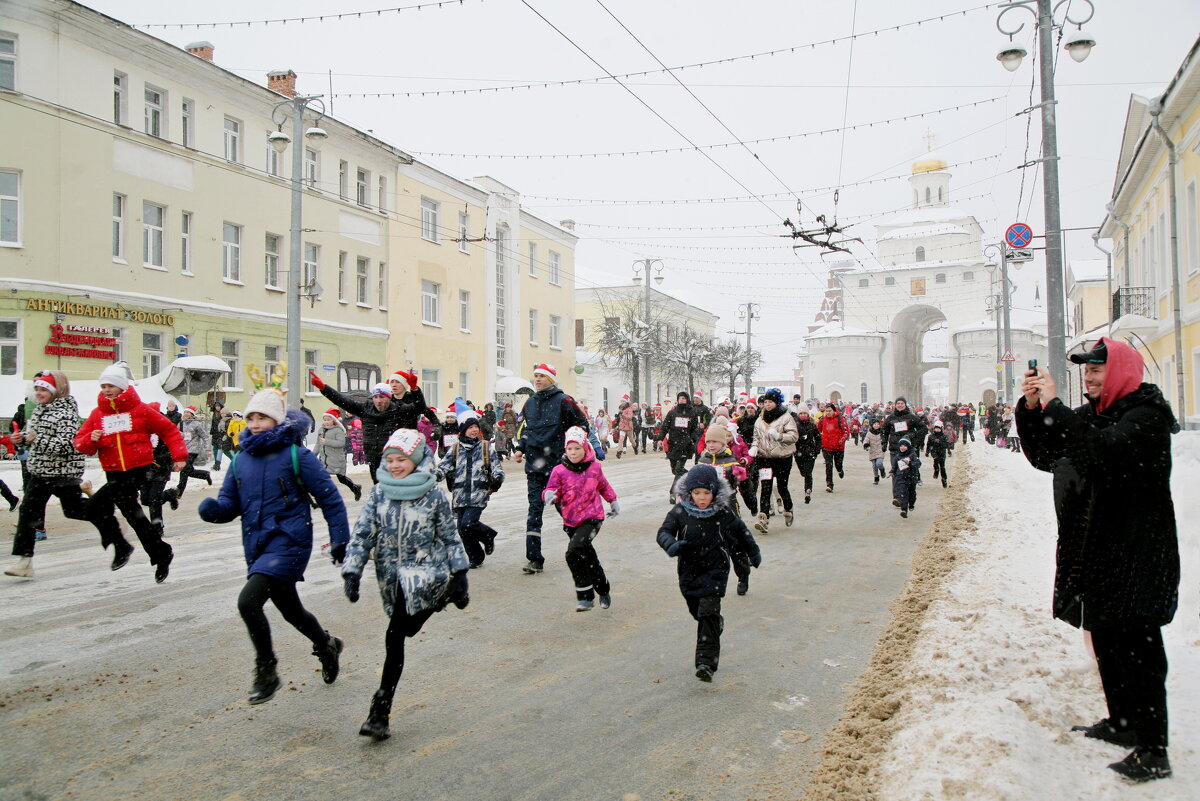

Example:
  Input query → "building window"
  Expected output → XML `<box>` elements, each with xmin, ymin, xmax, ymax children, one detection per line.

<box><xmin>112</xmin><ymin>193</ymin><xmax>126</xmax><ymax>260</ymax></box>
<box><xmin>223</xmin><ymin>117</ymin><xmax>242</xmax><ymax>162</ymax></box>
<box><xmin>142</xmin><ymin>202</ymin><xmax>165</xmax><ymax>268</ymax></box>
<box><xmin>549</xmin><ymin>250</ymin><xmax>561</xmax><ymax>285</ymax></box>
<box><xmin>459</xmin><ymin>289</ymin><xmax>470</xmax><ymax>331</ymax></box>
<box><xmin>421</xmin><ymin>279</ymin><xmax>440</xmax><ymax>325</ymax></box>
<box><xmin>264</xmin><ymin>233</ymin><xmax>281</xmax><ymax>288</ymax></box>
<box><xmin>113</xmin><ymin>72</ymin><xmax>127</xmax><ymax>125</ymax></box>
<box><xmin>378</xmin><ymin>263</ymin><xmax>388</xmax><ymax>309</ymax></box>
<box><xmin>915</xmin><ymin>246</ymin><xmax>926</xmax><ymax>262</ymax></box>
<box><xmin>303</xmin><ymin>243</ymin><xmax>318</xmax><ymax>290</ymax></box>
<box><xmin>356</xmin><ymin>256</ymin><xmax>369</xmax><ymax>304</ymax></box>
<box><xmin>304</xmin><ymin>148</ymin><xmax>319</xmax><ymax>188</ymax></box>
<box><xmin>0</xmin><ymin>170</ymin><xmax>19</xmax><ymax>245</ymax></box>
<box><xmin>142</xmin><ymin>331</ymin><xmax>163</xmax><ymax>378</ymax></box>
<box><xmin>938</xmin><ymin>187</ymin><xmax>944</xmax><ymax>203</ymax></box>
<box><xmin>420</xmin><ymin>197</ymin><xmax>439</xmax><ymax>242</ymax></box>
<box><xmin>925</xmin><ymin>187</ymin><xmax>931</xmax><ymax>204</ymax></box>
<box><xmin>305</xmin><ymin>350</ymin><xmax>319</xmax><ymax>391</ymax></box>
<box><xmin>356</xmin><ymin>168</ymin><xmax>370</xmax><ymax>206</ymax></box>
<box><xmin>378</xmin><ymin>176</ymin><xmax>388</xmax><ymax>212</ymax></box>
<box><xmin>0</xmin><ymin>320</ymin><xmax>19</xmax><ymax>375</ymax></box>
<box><xmin>858</xmin><ymin>278</ymin><xmax>869</xmax><ymax>287</ymax></box>
<box><xmin>528</xmin><ymin>242</ymin><xmax>538</xmax><ymax>277</ymax></box>
<box><xmin>884</xmin><ymin>276</ymin><xmax>895</xmax><ymax>286</ymax></box>
<box><xmin>110</xmin><ymin>326</ymin><xmax>125</xmax><ymax>363</ymax></box>
<box><xmin>935</xmin><ymin>273</ymin><xmax>946</xmax><ymax>283</ymax></box>
<box><xmin>495</xmin><ymin>227</ymin><xmax>507</xmax><ymax>368</ymax></box>
<box><xmin>962</xmin><ymin>271</ymin><xmax>974</xmax><ymax>281</ymax></box>
<box><xmin>181</xmin><ymin>98</ymin><xmax>194</xmax><ymax>148</ymax></box>
<box><xmin>528</xmin><ymin>308</ymin><xmax>539</xmax><ymax>345</ymax></box>
<box><xmin>421</xmin><ymin>369</ymin><xmax>440</xmax><ymax>408</ymax></box>
<box><xmin>860</xmin><ymin>382</ymin><xmax>868</xmax><ymax>403</ymax></box>
<box><xmin>264</xmin><ymin>344</ymin><xmax>281</xmax><ymax>383</ymax></box>
<box><xmin>223</xmin><ymin>223</ymin><xmax>242</xmax><ymax>282</ymax></box>
<box><xmin>337</xmin><ymin>251</ymin><xmax>347</xmax><ymax>302</ymax></box>
<box><xmin>180</xmin><ymin>211</ymin><xmax>192</xmax><ymax>273</ymax></box>
<box><xmin>266</xmin><ymin>133</ymin><xmax>283</xmax><ymax>177</ymax></box>
<box><xmin>143</xmin><ymin>85</ymin><xmax>165</xmax><ymax>138</ymax></box>
<box><xmin>222</xmin><ymin>339</ymin><xmax>240</xmax><ymax>389</ymax></box>
<box><xmin>339</xmin><ymin>363</ymin><xmax>380</xmax><ymax>392</ymax></box>
<box><xmin>549</xmin><ymin>314</ymin><xmax>561</xmax><ymax>348</ymax></box>
<box><xmin>338</xmin><ymin>160</ymin><xmax>348</xmax><ymax>199</ymax></box>
<box><xmin>1186</xmin><ymin>181</ymin><xmax>1198</xmax><ymax>275</ymax></box>
<box><xmin>458</xmin><ymin>371</ymin><xmax>470</xmax><ymax>401</ymax></box>
<box><xmin>0</xmin><ymin>35</ymin><xmax>15</xmax><ymax>92</ymax></box>
<box><xmin>458</xmin><ymin>211</ymin><xmax>470</xmax><ymax>253</ymax></box>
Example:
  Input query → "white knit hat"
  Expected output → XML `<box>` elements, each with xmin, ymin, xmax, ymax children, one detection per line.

<box><xmin>564</xmin><ymin>426</ymin><xmax>587</xmax><ymax>447</ymax></box>
<box><xmin>244</xmin><ymin>389</ymin><xmax>287</xmax><ymax>424</ymax></box>
<box><xmin>98</xmin><ymin>362</ymin><xmax>131</xmax><ymax>391</ymax></box>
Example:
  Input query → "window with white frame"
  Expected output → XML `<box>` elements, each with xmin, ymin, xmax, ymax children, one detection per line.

<box><xmin>142</xmin><ymin>202</ymin><xmax>164</xmax><ymax>268</ymax></box>
<box><xmin>264</xmin><ymin>233</ymin><xmax>281</xmax><ymax>288</ymax></box>
<box><xmin>180</xmin><ymin>211</ymin><xmax>192</xmax><ymax>272</ymax></box>
<box><xmin>378</xmin><ymin>262</ymin><xmax>388</xmax><ymax>309</ymax></box>
<box><xmin>420</xmin><ymin>197</ymin><xmax>439</xmax><ymax>242</ymax></box>
<box><xmin>142</xmin><ymin>331</ymin><xmax>163</xmax><ymax>378</ymax></box>
<box><xmin>113</xmin><ymin>72</ymin><xmax>127</xmax><ymax>125</ymax></box>
<box><xmin>112</xmin><ymin>193</ymin><xmax>126</xmax><ymax>260</ymax></box>
<box><xmin>303</xmin><ymin>243</ymin><xmax>318</xmax><ymax>290</ymax></box>
<box><xmin>421</xmin><ymin>369</ymin><xmax>440</xmax><ymax>408</ymax></box>
<box><xmin>264</xmin><ymin>344</ymin><xmax>281</xmax><ymax>382</ymax></box>
<box><xmin>1187</xmin><ymin>181</ymin><xmax>1198</xmax><ymax>275</ymax></box>
<box><xmin>223</xmin><ymin>117</ymin><xmax>240</xmax><ymax>162</ymax></box>
<box><xmin>549</xmin><ymin>250</ymin><xmax>561</xmax><ymax>285</ymax></box>
<box><xmin>305</xmin><ymin>349</ymin><xmax>319</xmax><ymax>391</ymax></box>
<box><xmin>338</xmin><ymin>160</ymin><xmax>348</xmax><ymax>199</ymax></box>
<box><xmin>884</xmin><ymin>276</ymin><xmax>895</xmax><ymax>286</ymax></box>
<box><xmin>378</xmin><ymin>176</ymin><xmax>388</xmax><ymax>212</ymax></box>
<box><xmin>529</xmin><ymin>308</ymin><xmax>539</xmax><ymax>345</ymax></box>
<box><xmin>144</xmin><ymin>85</ymin><xmax>165</xmax><ymax>138</ymax></box>
<box><xmin>459</xmin><ymin>371</ymin><xmax>470</xmax><ymax>402</ymax></box>
<box><xmin>549</xmin><ymin>314</ymin><xmax>561</xmax><ymax>348</ymax></box>
<box><xmin>458</xmin><ymin>211</ymin><xmax>470</xmax><ymax>253</ymax></box>
<box><xmin>495</xmin><ymin>227</ymin><xmax>507</xmax><ymax>367</ymax></box>
<box><xmin>222</xmin><ymin>223</ymin><xmax>242</xmax><ymax>281</ymax></box>
<box><xmin>421</xmin><ymin>279</ymin><xmax>440</xmax><ymax>325</ymax></box>
<box><xmin>0</xmin><ymin>35</ymin><xmax>15</xmax><ymax>92</ymax></box>
<box><xmin>0</xmin><ymin>170</ymin><xmax>19</xmax><ymax>245</ymax></box>
<box><xmin>357</xmin><ymin>168</ymin><xmax>370</xmax><ymax>206</ymax></box>
<box><xmin>459</xmin><ymin>289</ymin><xmax>470</xmax><ymax>331</ymax></box>
<box><xmin>528</xmin><ymin>242</ymin><xmax>538</xmax><ymax>277</ymax></box>
<box><xmin>337</xmin><ymin>251</ymin><xmax>347</xmax><ymax>302</ymax></box>
<box><xmin>222</xmin><ymin>339</ymin><xmax>240</xmax><ymax>389</ymax></box>
<box><xmin>0</xmin><ymin>319</ymin><xmax>19</xmax><ymax>375</ymax></box>
<box><xmin>180</xmin><ymin>98</ymin><xmax>194</xmax><ymax>148</ymax></box>
<box><xmin>858</xmin><ymin>278</ymin><xmax>869</xmax><ymax>287</ymax></box>
<box><xmin>266</xmin><ymin>133</ymin><xmax>282</xmax><ymax>177</ymax></box>
<box><xmin>935</xmin><ymin>273</ymin><xmax>946</xmax><ymax>283</ymax></box>
<box><xmin>1159</xmin><ymin>213</ymin><xmax>1169</xmax><ymax>291</ymax></box>
<box><xmin>304</xmin><ymin>148</ymin><xmax>319</xmax><ymax>188</ymax></box>
<box><xmin>356</xmin><ymin>256</ymin><xmax>369</xmax><ymax>304</ymax></box>
<box><xmin>962</xmin><ymin>271</ymin><xmax>975</xmax><ymax>281</ymax></box>
<box><xmin>110</xmin><ymin>326</ymin><xmax>125</xmax><ymax>363</ymax></box>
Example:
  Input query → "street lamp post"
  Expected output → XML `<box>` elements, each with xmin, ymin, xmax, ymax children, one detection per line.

<box><xmin>984</xmin><ymin>245</ymin><xmax>1012</xmax><ymax>403</ymax></box>
<box><xmin>994</xmin><ymin>0</ymin><xmax>1095</xmax><ymax>391</ymax></box>
<box><xmin>632</xmin><ymin>259</ymin><xmax>664</xmax><ymax>407</ymax></box>
<box><xmin>737</xmin><ymin>302</ymin><xmax>761</xmax><ymax>395</ymax></box>
<box><xmin>270</xmin><ymin>95</ymin><xmax>327</xmax><ymax>407</ymax></box>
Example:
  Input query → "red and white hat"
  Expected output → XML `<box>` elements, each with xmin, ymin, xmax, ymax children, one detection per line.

<box><xmin>693</xmin><ymin>391</ymin><xmax>703</xmax><ymax>400</ymax></box>
<box><xmin>323</xmin><ymin>408</ymin><xmax>341</xmax><ymax>419</ymax></box>
<box><xmin>33</xmin><ymin>374</ymin><xmax>57</xmax><ymax>393</ymax></box>
<box><xmin>532</xmin><ymin>363</ymin><xmax>557</xmax><ymax>380</ymax></box>
<box><xmin>621</xmin><ymin>394</ymin><xmax>630</xmax><ymax>402</ymax></box>
<box><xmin>564</xmin><ymin>426</ymin><xmax>588</xmax><ymax>447</ymax></box>
<box><xmin>182</xmin><ymin>405</ymin><xmax>198</xmax><ymax>417</ymax></box>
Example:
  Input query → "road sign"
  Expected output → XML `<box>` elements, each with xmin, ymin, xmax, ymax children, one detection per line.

<box><xmin>1001</xmin><ymin>349</ymin><xmax>1016</xmax><ymax>362</ymax></box>
<box><xmin>1005</xmin><ymin>248</ymin><xmax>1033</xmax><ymax>262</ymax></box>
<box><xmin>1005</xmin><ymin>223</ymin><xmax>1033</xmax><ymax>249</ymax></box>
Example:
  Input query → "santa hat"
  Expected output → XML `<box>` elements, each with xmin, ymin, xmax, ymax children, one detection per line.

<box><xmin>693</xmin><ymin>391</ymin><xmax>703</xmax><ymax>400</ymax></box>
<box><xmin>323</xmin><ymin>408</ymin><xmax>341</xmax><ymax>419</ymax></box>
<box><xmin>533</xmin><ymin>363</ymin><xmax>557</xmax><ymax>381</ymax></box>
<box><xmin>182</xmin><ymin>405</ymin><xmax>197</xmax><ymax>418</ymax></box>
<box><xmin>98</xmin><ymin>362</ymin><xmax>131</xmax><ymax>391</ymax></box>
<box><xmin>244</xmin><ymin>390</ymin><xmax>286</xmax><ymax>423</ymax></box>
<box><xmin>718</xmin><ymin>396</ymin><xmax>731</xmax><ymax>407</ymax></box>
<box><xmin>933</xmin><ymin>420</ymin><xmax>943</xmax><ymax>429</ymax></box>
<box><xmin>382</xmin><ymin>429</ymin><xmax>427</xmax><ymax>464</ymax></box>
<box><xmin>33</xmin><ymin>374</ymin><xmax>57</xmax><ymax>393</ymax></box>
<box><xmin>621</xmin><ymin>394</ymin><xmax>630</xmax><ymax>403</ymax></box>
<box><xmin>371</xmin><ymin>383</ymin><xmax>392</xmax><ymax>397</ymax></box>
<box><xmin>564</xmin><ymin>426</ymin><xmax>588</xmax><ymax>447</ymax></box>
<box><xmin>388</xmin><ymin>370</ymin><xmax>418</xmax><ymax>389</ymax></box>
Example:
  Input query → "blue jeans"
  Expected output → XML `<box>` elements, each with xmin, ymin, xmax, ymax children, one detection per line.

<box><xmin>525</xmin><ymin>471</ymin><xmax>550</xmax><ymax>565</ymax></box>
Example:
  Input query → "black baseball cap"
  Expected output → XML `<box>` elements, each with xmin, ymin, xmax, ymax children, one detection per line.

<box><xmin>1068</xmin><ymin>341</ymin><xmax>1107</xmax><ymax>364</ymax></box>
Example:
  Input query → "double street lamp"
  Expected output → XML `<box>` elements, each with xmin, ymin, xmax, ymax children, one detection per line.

<box><xmin>632</xmin><ymin>259</ymin><xmax>664</xmax><ymax>405</ymax></box>
<box><xmin>269</xmin><ymin>95</ymin><xmax>328</xmax><ymax>406</ymax></box>
<box><xmin>993</xmin><ymin>0</ymin><xmax>1095</xmax><ymax>391</ymax></box>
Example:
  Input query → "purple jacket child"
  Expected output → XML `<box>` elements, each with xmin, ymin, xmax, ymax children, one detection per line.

<box><xmin>543</xmin><ymin>430</ymin><xmax>617</xmax><ymax>528</ymax></box>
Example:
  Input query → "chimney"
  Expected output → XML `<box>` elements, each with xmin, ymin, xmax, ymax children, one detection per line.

<box><xmin>185</xmin><ymin>41</ymin><xmax>215</xmax><ymax>62</ymax></box>
<box><xmin>559</xmin><ymin>218</ymin><xmax>576</xmax><ymax>231</ymax></box>
<box><xmin>267</xmin><ymin>69</ymin><xmax>298</xmax><ymax>98</ymax></box>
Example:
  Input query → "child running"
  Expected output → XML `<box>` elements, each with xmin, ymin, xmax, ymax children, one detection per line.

<box><xmin>437</xmin><ymin>400</ymin><xmax>504</xmax><ymax>569</ymax></box>
<box><xmin>342</xmin><ymin>429</ymin><xmax>470</xmax><ymax>741</ymax></box>
<box><xmin>863</xmin><ymin>419</ymin><xmax>886</xmax><ymax>484</ymax></box>
<box><xmin>695</xmin><ymin>423</ymin><xmax>754</xmax><ymax>596</ymax></box>
<box><xmin>543</xmin><ymin>426</ymin><xmax>619</xmax><ymax>612</ymax></box>
<box><xmin>198</xmin><ymin>390</ymin><xmax>349</xmax><ymax>705</ymax></box>
<box><xmin>892</xmin><ymin>437</ymin><xmax>921</xmax><ymax>518</ymax></box>
<box><xmin>657</xmin><ymin>464</ymin><xmax>761</xmax><ymax>682</ymax></box>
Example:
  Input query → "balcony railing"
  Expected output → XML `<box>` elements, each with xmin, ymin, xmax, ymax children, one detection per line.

<box><xmin>1111</xmin><ymin>286</ymin><xmax>1157</xmax><ymax>320</ymax></box>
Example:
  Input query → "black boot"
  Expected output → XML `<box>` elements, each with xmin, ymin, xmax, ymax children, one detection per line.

<box><xmin>351</xmin><ymin>483</ymin><xmax>362</xmax><ymax>502</ymax></box>
<box><xmin>359</xmin><ymin>688</ymin><xmax>394</xmax><ymax>740</ymax></box>
<box><xmin>314</xmin><ymin>632</ymin><xmax>343</xmax><ymax>684</ymax></box>
<box><xmin>248</xmin><ymin>657</ymin><xmax>280</xmax><ymax>705</ymax></box>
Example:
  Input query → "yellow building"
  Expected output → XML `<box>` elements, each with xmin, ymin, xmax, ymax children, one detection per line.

<box><xmin>1099</xmin><ymin>36</ymin><xmax>1200</xmax><ymax>427</ymax></box>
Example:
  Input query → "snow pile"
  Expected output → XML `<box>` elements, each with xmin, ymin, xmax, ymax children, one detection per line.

<box><xmin>878</xmin><ymin>434</ymin><xmax>1199</xmax><ymax>799</ymax></box>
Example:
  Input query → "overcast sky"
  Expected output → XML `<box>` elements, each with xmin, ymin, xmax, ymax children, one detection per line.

<box><xmin>85</xmin><ymin>0</ymin><xmax>1200</xmax><ymax>377</ymax></box>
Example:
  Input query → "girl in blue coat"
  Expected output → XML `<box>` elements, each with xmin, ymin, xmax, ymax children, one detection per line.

<box><xmin>199</xmin><ymin>390</ymin><xmax>350</xmax><ymax>705</ymax></box>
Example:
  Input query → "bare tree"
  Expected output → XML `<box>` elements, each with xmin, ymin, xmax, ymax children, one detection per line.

<box><xmin>710</xmin><ymin>338</ymin><xmax>764</xmax><ymax>399</ymax></box>
<box><xmin>654</xmin><ymin>324</ymin><xmax>716</xmax><ymax>398</ymax></box>
<box><xmin>588</xmin><ymin>291</ymin><xmax>673</xmax><ymax>403</ymax></box>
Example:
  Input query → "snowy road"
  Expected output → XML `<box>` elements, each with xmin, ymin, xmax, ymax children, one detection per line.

<box><xmin>0</xmin><ymin>447</ymin><xmax>934</xmax><ymax>801</ymax></box>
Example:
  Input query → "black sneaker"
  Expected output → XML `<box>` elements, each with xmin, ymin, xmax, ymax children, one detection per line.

<box><xmin>352</xmin><ymin>484</ymin><xmax>362</xmax><ymax>502</ymax></box>
<box><xmin>1071</xmin><ymin>719</ymin><xmax>1139</xmax><ymax>748</ymax></box>
<box><xmin>736</xmin><ymin>578</ymin><xmax>748</xmax><ymax>596</ymax></box>
<box><xmin>111</xmin><ymin>540</ymin><xmax>135</xmax><ymax>571</ymax></box>
<box><xmin>521</xmin><ymin>561</ymin><xmax>544</xmax><ymax>574</ymax></box>
<box><xmin>213</xmin><ymin>463</ymin><xmax>221</xmax><ymax>472</ymax></box>
<box><xmin>599</xmin><ymin>594</ymin><xmax>611</xmax><ymax>609</ymax></box>
<box><xmin>1109</xmin><ymin>747</ymin><xmax>1171</xmax><ymax>782</ymax></box>
<box><xmin>892</xmin><ymin>499</ymin><xmax>901</xmax><ymax>507</ymax></box>
<box><xmin>314</xmin><ymin>633</ymin><xmax>343</xmax><ymax>684</ymax></box>
<box><xmin>163</xmin><ymin>488</ymin><xmax>180</xmax><ymax>511</ymax></box>
<box><xmin>900</xmin><ymin>510</ymin><xmax>908</xmax><ymax>518</ymax></box>
<box><xmin>695</xmin><ymin>665</ymin><xmax>714</xmax><ymax>682</ymax></box>
<box><xmin>874</xmin><ymin>477</ymin><xmax>879</xmax><ymax>485</ymax></box>
<box><xmin>248</xmin><ymin>658</ymin><xmax>280</xmax><ymax>705</ymax></box>
<box><xmin>154</xmin><ymin>545</ymin><xmax>173</xmax><ymax>583</ymax></box>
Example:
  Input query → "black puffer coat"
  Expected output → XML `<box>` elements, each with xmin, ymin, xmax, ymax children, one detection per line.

<box><xmin>657</xmin><ymin>480</ymin><xmax>760</xmax><ymax>597</ymax></box>
<box><xmin>881</xmin><ymin>408</ymin><xmax>927</xmax><ymax>453</ymax></box>
<box><xmin>661</xmin><ymin>403</ymin><xmax>699</xmax><ymax>459</ymax></box>
<box><xmin>318</xmin><ymin>385</ymin><xmax>438</xmax><ymax>459</ymax></box>
<box><xmin>1016</xmin><ymin>384</ymin><xmax>1179</xmax><ymax>629</ymax></box>
<box><xmin>792</xmin><ymin>415</ymin><xmax>822</xmax><ymax>459</ymax></box>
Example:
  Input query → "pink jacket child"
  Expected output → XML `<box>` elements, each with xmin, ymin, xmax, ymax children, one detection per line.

<box><xmin>544</xmin><ymin>427</ymin><xmax>618</xmax><ymax>528</ymax></box>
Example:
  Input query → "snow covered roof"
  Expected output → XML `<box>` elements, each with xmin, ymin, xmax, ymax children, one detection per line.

<box><xmin>1067</xmin><ymin>258</ymin><xmax>1109</xmax><ymax>283</ymax></box>
<box><xmin>804</xmin><ymin>323</ymin><xmax>883</xmax><ymax>341</ymax></box>
<box><xmin>877</xmin><ymin>223</ymin><xmax>971</xmax><ymax>242</ymax></box>
<box><xmin>876</xmin><ymin>206</ymin><xmax>975</xmax><ymax>228</ymax></box>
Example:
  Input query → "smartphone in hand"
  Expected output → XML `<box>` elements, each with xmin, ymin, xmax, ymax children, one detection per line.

<box><xmin>1027</xmin><ymin>359</ymin><xmax>1038</xmax><ymax>377</ymax></box>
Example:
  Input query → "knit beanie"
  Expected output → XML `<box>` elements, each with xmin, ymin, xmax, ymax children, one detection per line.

<box><xmin>564</xmin><ymin>426</ymin><xmax>588</xmax><ymax>448</ymax></box>
<box><xmin>712</xmin><ymin>406</ymin><xmax>730</xmax><ymax>420</ymax></box>
<box><xmin>679</xmin><ymin>464</ymin><xmax>721</xmax><ymax>496</ymax></box>
<box><xmin>704</xmin><ymin>423</ymin><xmax>731</xmax><ymax>446</ymax></box>
<box><xmin>382</xmin><ymin>429</ymin><xmax>427</xmax><ymax>465</ymax></box>
<box><xmin>98</xmin><ymin>363</ymin><xmax>131</xmax><ymax>391</ymax></box>
<box><xmin>244</xmin><ymin>389</ymin><xmax>287</xmax><ymax>424</ymax></box>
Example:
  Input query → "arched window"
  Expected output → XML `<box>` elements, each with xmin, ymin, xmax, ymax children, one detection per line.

<box><xmin>860</xmin><ymin>382</ymin><xmax>868</xmax><ymax>403</ymax></box>
<box><xmin>937</xmin><ymin>186</ymin><xmax>944</xmax><ymax>203</ymax></box>
<box><xmin>925</xmin><ymin>187</ymin><xmax>931</xmax><ymax>204</ymax></box>
<box><xmin>915</xmin><ymin>246</ymin><xmax>926</xmax><ymax>262</ymax></box>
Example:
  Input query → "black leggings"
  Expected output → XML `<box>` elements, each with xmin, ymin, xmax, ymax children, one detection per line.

<box><xmin>88</xmin><ymin>466</ymin><xmax>170</xmax><ymax>564</ymax></box>
<box><xmin>823</xmin><ymin>449</ymin><xmax>844</xmax><ymax>486</ymax></box>
<box><xmin>12</xmin><ymin>475</ymin><xmax>96</xmax><ymax>557</ymax></box>
<box><xmin>757</xmin><ymin>456</ymin><xmax>793</xmax><ymax>514</ymax></box>
<box><xmin>335</xmin><ymin>473</ymin><xmax>360</xmax><ymax>490</ymax></box>
<box><xmin>380</xmin><ymin>597</ymin><xmax>434</xmax><ymax>695</ymax></box>
<box><xmin>176</xmin><ymin>454</ymin><xmax>210</xmax><ymax>493</ymax></box>
<box><xmin>237</xmin><ymin>573</ymin><xmax>328</xmax><ymax>662</ymax></box>
<box><xmin>564</xmin><ymin>520</ymin><xmax>609</xmax><ymax>601</ymax></box>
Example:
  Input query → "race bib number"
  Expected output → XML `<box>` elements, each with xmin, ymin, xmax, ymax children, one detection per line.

<box><xmin>758</xmin><ymin>467</ymin><xmax>773</xmax><ymax>480</ymax></box>
<box><xmin>894</xmin><ymin>421</ymin><xmax>908</xmax><ymax>433</ymax></box>
<box><xmin>674</xmin><ymin>416</ymin><xmax>689</xmax><ymax>428</ymax></box>
<box><xmin>443</xmin><ymin>434</ymin><xmax>458</xmax><ymax>447</ymax></box>
<box><xmin>102</xmin><ymin>413</ymin><xmax>133</xmax><ymax>434</ymax></box>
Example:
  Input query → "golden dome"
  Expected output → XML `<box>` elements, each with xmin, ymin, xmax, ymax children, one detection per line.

<box><xmin>912</xmin><ymin>156</ymin><xmax>949</xmax><ymax>174</ymax></box>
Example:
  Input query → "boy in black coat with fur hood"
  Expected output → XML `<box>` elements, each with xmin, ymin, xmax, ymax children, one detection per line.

<box><xmin>657</xmin><ymin>464</ymin><xmax>761</xmax><ymax>682</ymax></box>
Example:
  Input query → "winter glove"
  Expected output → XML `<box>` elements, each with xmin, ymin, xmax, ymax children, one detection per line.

<box><xmin>328</xmin><ymin>543</ymin><xmax>346</xmax><ymax>565</ymax></box>
<box><xmin>608</xmin><ymin>500</ymin><xmax>621</xmax><ymax>518</ymax></box>
<box><xmin>665</xmin><ymin>539</ymin><xmax>687</xmax><ymax>558</ymax></box>
<box><xmin>308</xmin><ymin>370</ymin><xmax>326</xmax><ymax>391</ymax></box>
<box><xmin>748</xmin><ymin>446</ymin><xmax>758</xmax><ymax>459</ymax></box>
<box><xmin>197</xmin><ymin>497</ymin><xmax>220</xmax><ymax>523</ymax></box>
<box><xmin>450</xmin><ymin>571</ymin><xmax>470</xmax><ymax>609</ymax></box>
<box><xmin>397</xmin><ymin>370</ymin><xmax>419</xmax><ymax>391</ymax></box>
<box><xmin>343</xmin><ymin>574</ymin><xmax>360</xmax><ymax>603</ymax></box>
<box><xmin>750</xmin><ymin>552</ymin><xmax>763</xmax><ymax>569</ymax></box>
<box><xmin>543</xmin><ymin>489</ymin><xmax>558</xmax><ymax>505</ymax></box>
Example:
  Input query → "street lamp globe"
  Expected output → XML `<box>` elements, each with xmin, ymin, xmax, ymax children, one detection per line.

<box><xmin>268</xmin><ymin>130</ymin><xmax>291</xmax><ymax>154</ymax></box>
<box><xmin>1063</xmin><ymin>30</ymin><xmax>1096</xmax><ymax>63</ymax></box>
<box><xmin>304</xmin><ymin>126</ymin><xmax>328</xmax><ymax>150</ymax></box>
<box><xmin>632</xmin><ymin>275</ymin><xmax>642</xmax><ymax>284</ymax></box>
<box><xmin>654</xmin><ymin>275</ymin><xmax>664</xmax><ymax>285</ymax></box>
<box><xmin>996</xmin><ymin>43</ymin><xmax>1027</xmax><ymax>71</ymax></box>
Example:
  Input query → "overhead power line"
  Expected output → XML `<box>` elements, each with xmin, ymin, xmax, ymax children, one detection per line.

<box><xmin>135</xmin><ymin>0</ymin><xmax>479</xmax><ymax>29</ymax></box>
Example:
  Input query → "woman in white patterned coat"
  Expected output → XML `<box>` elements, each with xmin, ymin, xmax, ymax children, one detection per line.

<box><xmin>341</xmin><ymin>429</ymin><xmax>470</xmax><ymax>741</ymax></box>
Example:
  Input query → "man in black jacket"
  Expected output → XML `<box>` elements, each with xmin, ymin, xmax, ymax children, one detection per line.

<box><xmin>660</xmin><ymin>392</ymin><xmax>699</xmax><ymax>500</ymax></box>
<box><xmin>881</xmin><ymin>397</ymin><xmax>926</xmax><ymax>479</ymax></box>
<box><xmin>1017</xmin><ymin>338</ymin><xmax>1179</xmax><ymax>783</ymax></box>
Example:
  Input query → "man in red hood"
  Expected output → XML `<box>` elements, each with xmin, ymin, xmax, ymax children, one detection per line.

<box><xmin>75</xmin><ymin>364</ymin><xmax>186</xmax><ymax>582</ymax></box>
<box><xmin>1016</xmin><ymin>337</ymin><xmax>1179</xmax><ymax>783</ymax></box>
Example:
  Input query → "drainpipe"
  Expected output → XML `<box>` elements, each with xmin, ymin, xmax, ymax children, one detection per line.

<box><xmin>1092</xmin><ymin>231</ymin><xmax>1113</xmax><ymax>327</ymax></box>
<box><xmin>1149</xmin><ymin>96</ymin><xmax>1187</xmax><ymax>423</ymax></box>
<box><xmin>1104</xmin><ymin>201</ymin><xmax>1132</xmax><ymax>317</ymax></box>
